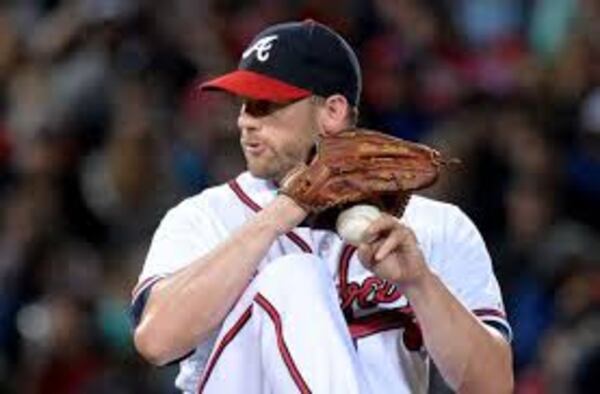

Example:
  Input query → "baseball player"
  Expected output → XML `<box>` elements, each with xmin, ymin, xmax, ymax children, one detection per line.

<box><xmin>131</xmin><ymin>20</ymin><xmax>513</xmax><ymax>393</ymax></box>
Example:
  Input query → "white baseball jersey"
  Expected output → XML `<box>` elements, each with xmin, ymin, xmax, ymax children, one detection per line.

<box><xmin>131</xmin><ymin>171</ymin><xmax>511</xmax><ymax>393</ymax></box>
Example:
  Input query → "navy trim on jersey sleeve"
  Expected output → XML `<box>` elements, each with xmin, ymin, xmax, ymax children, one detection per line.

<box><xmin>129</xmin><ymin>284</ymin><xmax>155</xmax><ymax>328</ymax></box>
<box><xmin>129</xmin><ymin>280</ymin><xmax>195</xmax><ymax>366</ymax></box>
<box><xmin>473</xmin><ymin>308</ymin><xmax>513</xmax><ymax>342</ymax></box>
<box><xmin>482</xmin><ymin>320</ymin><xmax>512</xmax><ymax>343</ymax></box>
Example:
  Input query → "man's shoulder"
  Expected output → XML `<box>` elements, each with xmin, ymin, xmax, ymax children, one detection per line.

<box><xmin>405</xmin><ymin>194</ymin><xmax>461</xmax><ymax>220</ymax></box>
<box><xmin>164</xmin><ymin>179</ymin><xmax>239</xmax><ymax>220</ymax></box>
<box><xmin>173</xmin><ymin>183</ymin><xmax>232</xmax><ymax>212</ymax></box>
<box><xmin>404</xmin><ymin>194</ymin><xmax>477</xmax><ymax>237</ymax></box>
<box><xmin>406</xmin><ymin>194</ymin><xmax>485</xmax><ymax>251</ymax></box>
<box><xmin>167</xmin><ymin>172</ymin><xmax>269</xmax><ymax>216</ymax></box>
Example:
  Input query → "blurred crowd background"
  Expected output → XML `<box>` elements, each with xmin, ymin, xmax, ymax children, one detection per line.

<box><xmin>0</xmin><ymin>0</ymin><xmax>598</xmax><ymax>393</ymax></box>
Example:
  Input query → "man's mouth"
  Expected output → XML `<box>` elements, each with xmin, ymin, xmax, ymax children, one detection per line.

<box><xmin>242</xmin><ymin>141</ymin><xmax>266</xmax><ymax>155</ymax></box>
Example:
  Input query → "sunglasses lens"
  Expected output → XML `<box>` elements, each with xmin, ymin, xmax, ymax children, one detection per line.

<box><xmin>243</xmin><ymin>99</ymin><xmax>300</xmax><ymax>117</ymax></box>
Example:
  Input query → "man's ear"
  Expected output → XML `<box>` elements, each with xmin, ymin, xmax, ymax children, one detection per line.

<box><xmin>317</xmin><ymin>94</ymin><xmax>353</xmax><ymax>136</ymax></box>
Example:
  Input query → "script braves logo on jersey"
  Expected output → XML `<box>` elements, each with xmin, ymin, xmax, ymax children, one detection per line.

<box><xmin>341</xmin><ymin>275</ymin><xmax>423</xmax><ymax>351</ymax></box>
<box><xmin>242</xmin><ymin>35</ymin><xmax>278</xmax><ymax>62</ymax></box>
<box><xmin>340</xmin><ymin>275</ymin><xmax>405</xmax><ymax>311</ymax></box>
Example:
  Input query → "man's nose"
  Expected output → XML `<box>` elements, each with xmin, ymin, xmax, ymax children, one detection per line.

<box><xmin>237</xmin><ymin>105</ymin><xmax>260</xmax><ymax>133</ymax></box>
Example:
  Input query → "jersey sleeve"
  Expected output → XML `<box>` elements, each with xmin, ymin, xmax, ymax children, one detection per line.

<box><xmin>130</xmin><ymin>197</ymin><xmax>228</xmax><ymax>325</ymax></box>
<box><xmin>434</xmin><ymin>206</ymin><xmax>512</xmax><ymax>341</ymax></box>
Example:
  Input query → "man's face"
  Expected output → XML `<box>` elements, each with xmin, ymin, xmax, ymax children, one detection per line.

<box><xmin>237</xmin><ymin>97</ymin><xmax>319</xmax><ymax>182</ymax></box>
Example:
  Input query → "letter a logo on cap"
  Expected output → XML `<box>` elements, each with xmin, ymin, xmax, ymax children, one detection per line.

<box><xmin>242</xmin><ymin>35</ymin><xmax>278</xmax><ymax>62</ymax></box>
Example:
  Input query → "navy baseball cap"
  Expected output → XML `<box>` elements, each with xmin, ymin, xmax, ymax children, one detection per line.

<box><xmin>200</xmin><ymin>20</ymin><xmax>362</xmax><ymax>106</ymax></box>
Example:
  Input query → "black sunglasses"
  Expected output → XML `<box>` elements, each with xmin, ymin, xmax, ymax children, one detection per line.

<box><xmin>241</xmin><ymin>98</ymin><xmax>305</xmax><ymax>118</ymax></box>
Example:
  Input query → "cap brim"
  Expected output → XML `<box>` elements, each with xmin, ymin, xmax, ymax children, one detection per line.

<box><xmin>199</xmin><ymin>70</ymin><xmax>311</xmax><ymax>103</ymax></box>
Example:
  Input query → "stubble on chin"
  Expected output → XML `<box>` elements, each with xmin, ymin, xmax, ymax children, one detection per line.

<box><xmin>246</xmin><ymin>157</ymin><xmax>296</xmax><ymax>183</ymax></box>
<box><xmin>245</xmin><ymin>141</ymin><xmax>313</xmax><ymax>182</ymax></box>
<box><xmin>245</xmin><ymin>157</ymin><xmax>280</xmax><ymax>181</ymax></box>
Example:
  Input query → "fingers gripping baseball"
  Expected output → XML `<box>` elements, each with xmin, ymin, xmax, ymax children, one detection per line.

<box><xmin>357</xmin><ymin>215</ymin><xmax>429</xmax><ymax>287</ymax></box>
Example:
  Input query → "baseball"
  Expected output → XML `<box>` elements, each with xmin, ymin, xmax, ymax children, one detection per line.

<box><xmin>336</xmin><ymin>205</ymin><xmax>382</xmax><ymax>246</ymax></box>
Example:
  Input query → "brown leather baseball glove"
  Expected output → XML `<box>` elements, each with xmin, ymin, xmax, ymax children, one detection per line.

<box><xmin>280</xmin><ymin>128</ymin><xmax>455</xmax><ymax>220</ymax></box>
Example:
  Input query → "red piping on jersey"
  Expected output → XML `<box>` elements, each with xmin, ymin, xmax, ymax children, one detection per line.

<box><xmin>347</xmin><ymin>307</ymin><xmax>423</xmax><ymax>351</ymax></box>
<box><xmin>338</xmin><ymin>245</ymin><xmax>355</xmax><ymax>296</ymax></box>
<box><xmin>346</xmin><ymin>308</ymin><xmax>509</xmax><ymax>342</ymax></box>
<box><xmin>338</xmin><ymin>244</ymin><xmax>356</xmax><ymax>318</ymax></box>
<box><xmin>255</xmin><ymin>293</ymin><xmax>312</xmax><ymax>394</ymax></box>
<box><xmin>228</xmin><ymin>180</ymin><xmax>313</xmax><ymax>253</ymax></box>
<box><xmin>347</xmin><ymin>307</ymin><xmax>415</xmax><ymax>339</ymax></box>
<box><xmin>197</xmin><ymin>306</ymin><xmax>253</xmax><ymax>393</ymax></box>
<box><xmin>473</xmin><ymin>308</ymin><xmax>507</xmax><ymax>319</ymax></box>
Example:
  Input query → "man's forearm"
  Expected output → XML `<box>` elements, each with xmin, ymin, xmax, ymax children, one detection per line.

<box><xmin>134</xmin><ymin>196</ymin><xmax>305</xmax><ymax>365</ymax></box>
<box><xmin>404</xmin><ymin>273</ymin><xmax>513</xmax><ymax>393</ymax></box>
